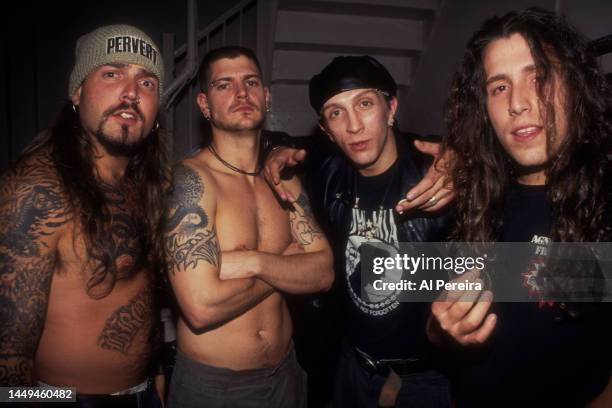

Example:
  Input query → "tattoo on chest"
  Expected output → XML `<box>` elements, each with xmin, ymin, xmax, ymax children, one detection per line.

<box><xmin>164</xmin><ymin>165</ymin><xmax>220</xmax><ymax>274</ymax></box>
<box><xmin>91</xmin><ymin>183</ymin><xmax>147</xmax><ymax>284</ymax></box>
<box><xmin>289</xmin><ymin>193</ymin><xmax>323</xmax><ymax>246</ymax></box>
<box><xmin>98</xmin><ymin>288</ymin><xmax>153</xmax><ymax>354</ymax></box>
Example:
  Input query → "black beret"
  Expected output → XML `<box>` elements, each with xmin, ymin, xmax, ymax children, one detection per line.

<box><xmin>309</xmin><ymin>55</ymin><xmax>397</xmax><ymax>113</ymax></box>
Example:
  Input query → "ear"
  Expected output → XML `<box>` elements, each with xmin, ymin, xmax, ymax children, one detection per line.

<box><xmin>264</xmin><ymin>86</ymin><xmax>271</xmax><ymax>110</ymax></box>
<box><xmin>71</xmin><ymin>86</ymin><xmax>82</xmax><ymax>106</ymax></box>
<box><xmin>318</xmin><ymin>121</ymin><xmax>335</xmax><ymax>144</ymax></box>
<box><xmin>196</xmin><ymin>92</ymin><xmax>211</xmax><ymax>119</ymax></box>
<box><xmin>387</xmin><ymin>96</ymin><xmax>399</xmax><ymax>122</ymax></box>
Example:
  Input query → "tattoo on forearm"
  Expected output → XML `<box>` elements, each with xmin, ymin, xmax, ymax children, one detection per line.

<box><xmin>164</xmin><ymin>165</ymin><xmax>220</xmax><ymax>274</ymax></box>
<box><xmin>98</xmin><ymin>289</ymin><xmax>153</xmax><ymax>353</ymax></box>
<box><xmin>290</xmin><ymin>193</ymin><xmax>323</xmax><ymax>246</ymax></box>
<box><xmin>0</xmin><ymin>152</ymin><xmax>68</xmax><ymax>385</ymax></box>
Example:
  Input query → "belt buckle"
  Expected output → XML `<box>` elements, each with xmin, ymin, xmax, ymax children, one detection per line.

<box><xmin>355</xmin><ymin>347</ymin><xmax>386</xmax><ymax>375</ymax></box>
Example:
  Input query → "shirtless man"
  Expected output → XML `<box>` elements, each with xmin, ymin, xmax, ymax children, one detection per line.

<box><xmin>0</xmin><ymin>25</ymin><xmax>168</xmax><ymax>406</ymax></box>
<box><xmin>164</xmin><ymin>46</ymin><xmax>333</xmax><ymax>408</ymax></box>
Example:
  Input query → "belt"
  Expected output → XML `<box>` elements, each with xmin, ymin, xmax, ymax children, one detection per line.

<box><xmin>76</xmin><ymin>393</ymin><xmax>141</xmax><ymax>408</ymax></box>
<box><xmin>39</xmin><ymin>380</ymin><xmax>153</xmax><ymax>408</ymax></box>
<box><xmin>353</xmin><ymin>347</ymin><xmax>431</xmax><ymax>377</ymax></box>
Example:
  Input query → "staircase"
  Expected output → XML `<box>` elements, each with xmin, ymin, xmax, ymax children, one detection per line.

<box><xmin>265</xmin><ymin>0</ymin><xmax>442</xmax><ymax>137</ymax></box>
<box><xmin>164</xmin><ymin>0</ymin><xmax>442</xmax><ymax>158</ymax></box>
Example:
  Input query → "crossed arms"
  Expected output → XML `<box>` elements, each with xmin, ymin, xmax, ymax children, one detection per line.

<box><xmin>164</xmin><ymin>163</ymin><xmax>333</xmax><ymax>331</ymax></box>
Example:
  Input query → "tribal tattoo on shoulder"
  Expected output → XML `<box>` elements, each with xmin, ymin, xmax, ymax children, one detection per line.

<box><xmin>98</xmin><ymin>288</ymin><xmax>153</xmax><ymax>353</ymax></box>
<box><xmin>164</xmin><ymin>165</ymin><xmax>220</xmax><ymax>275</ymax></box>
<box><xmin>289</xmin><ymin>193</ymin><xmax>323</xmax><ymax>246</ymax></box>
<box><xmin>0</xmin><ymin>152</ymin><xmax>70</xmax><ymax>385</ymax></box>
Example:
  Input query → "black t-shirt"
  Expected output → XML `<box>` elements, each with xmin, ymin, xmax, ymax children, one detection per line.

<box><xmin>341</xmin><ymin>161</ymin><xmax>430</xmax><ymax>359</ymax></box>
<box><xmin>452</xmin><ymin>183</ymin><xmax>612</xmax><ymax>407</ymax></box>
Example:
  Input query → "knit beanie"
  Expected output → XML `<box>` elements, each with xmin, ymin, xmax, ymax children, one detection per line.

<box><xmin>68</xmin><ymin>24</ymin><xmax>164</xmax><ymax>98</ymax></box>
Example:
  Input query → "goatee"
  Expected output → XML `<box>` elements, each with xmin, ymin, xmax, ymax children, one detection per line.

<box><xmin>94</xmin><ymin>126</ymin><xmax>147</xmax><ymax>157</ymax></box>
<box><xmin>94</xmin><ymin>101</ymin><xmax>148</xmax><ymax>156</ymax></box>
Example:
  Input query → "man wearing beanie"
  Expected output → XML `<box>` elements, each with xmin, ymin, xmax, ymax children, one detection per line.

<box><xmin>164</xmin><ymin>46</ymin><xmax>333</xmax><ymax>408</ymax></box>
<box><xmin>0</xmin><ymin>24</ymin><xmax>167</xmax><ymax>407</ymax></box>
<box><xmin>264</xmin><ymin>56</ymin><xmax>452</xmax><ymax>407</ymax></box>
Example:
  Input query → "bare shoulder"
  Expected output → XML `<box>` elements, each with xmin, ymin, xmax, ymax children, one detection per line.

<box><xmin>0</xmin><ymin>148</ymin><xmax>71</xmax><ymax>253</ymax></box>
<box><xmin>168</xmin><ymin>158</ymin><xmax>218</xmax><ymax>208</ymax></box>
<box><xmin>1</xmin><ymin>148</ymin><xmax>63</xmax><ymax>198</ymax></box>
<box><xmin>164</xmin><ymin>158</ymin><xmax>221</xmax><ymax>275</ymax></box>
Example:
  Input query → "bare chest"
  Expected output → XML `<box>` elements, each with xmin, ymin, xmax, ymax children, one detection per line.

<box><xmin>56</xmin><ymin>184</ymin><xmax>148</xmax><ymax>294</ymax></box>
<box><xmin>215</xmin><ymin>176</ymin><xmax>292</xmax><ymax>252</ymax></box>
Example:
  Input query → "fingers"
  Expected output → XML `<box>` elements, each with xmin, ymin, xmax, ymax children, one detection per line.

<box><xmin>422</xmin><ymin>189</ymin><xmax>455</xmax><ymax>212</ymax></box>
<box><xmin>292</xmin><ymin>149</ymin><xmax>308</xmax><ymax>164</ymax></box>
<box><xmin>462</xmin><ymin>313</ymin><xmax>497</xmax><ymax>345</ymax></box>
<box><xmin>431</xmin><ymin>269</ymin><xmax>479</xmax><ymax>317</ymax></box>
<box><xmin>433</xmin><ymin>290</ymin><xmax>495</xmax><ymax>346</ymax></box>
<box><xmin>263</xmin><ymin>148</ymin><xmax>306</xmax><ymax>202</ymax></box>
<box><xmin>396</xmin><ymin>173</ymin><xmax>448</xmax><ymax>213</ymax></box>
<box><xmin>396</xmin><ymin>141</ymin><xmax>455</xmax><ymax>214</ymax></box>
<box><xmin>282</xmin><ymin>242</ymin><xmax>305</xmax><ymax>256</ymax></box>
<box><xmin>413</xmin><ymin>139</ymin><xmax>441</xmax><ymax>157</ymax></box>
<box><xmin>431</xmin><ymin>269</ymin><xmax>496</xmax><ymax>346</ymax></box>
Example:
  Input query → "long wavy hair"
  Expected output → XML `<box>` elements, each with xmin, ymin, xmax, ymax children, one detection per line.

<box><xmin>23</xmin><ymin>101</ymin><xmax>171</xmax><ymax>298</ymax></box>
<box><xmin>445</xmin><ymin>7</ymin><xmax>612</xmax><ymax>244</ymax></box>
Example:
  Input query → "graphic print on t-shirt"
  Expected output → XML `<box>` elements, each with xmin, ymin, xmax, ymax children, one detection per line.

<box><xmin>521</xmin><ymin>234</ymin><xmax>553</xmax><ymax>306</ymax></box>
<box><xmin>345</xmin><ymin>207</ymin><xmax>399</xmax><ymax>316</ymax></box>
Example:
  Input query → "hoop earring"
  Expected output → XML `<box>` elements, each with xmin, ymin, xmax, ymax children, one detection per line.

<box><xmin>152</xmin><ymin>120</ymin><xmax>160</xmax><ymax>131</ymax></box>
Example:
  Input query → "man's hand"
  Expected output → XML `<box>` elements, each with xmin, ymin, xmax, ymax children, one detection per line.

<box><xmin>427</xmin><ymin>269</ymin><xmax>497</xmax><ymax>347</ymax></box>
<box><xmin>396</xmin><ymin>140</ymin><xmax>455</xmax><ymax>213</ymax></box>
<box><xmin>282</xmin><ymin>241</ymin><xmax>305</xmax><ymax>256</ymax></box>
<box><xmin>263</xmin><ymin>147</ymin><xmax>308</xmax><ymax>202</ymax></box>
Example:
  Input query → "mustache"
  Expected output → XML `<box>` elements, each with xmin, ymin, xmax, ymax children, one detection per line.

<box><xmin>101</xmin><ymin>101</ymin><xmax>145</xmax><ymax>122</ymax></box>
<box><xmin>229</xmin><ymin>101</ymin><xmax>257</xmax><ymax>112</ymax></box>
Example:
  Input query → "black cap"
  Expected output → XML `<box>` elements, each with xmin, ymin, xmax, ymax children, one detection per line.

<box><xmin>309</xmin><ymin>55</ymin><xmax>397</xmax><ymax>113</ymax></box>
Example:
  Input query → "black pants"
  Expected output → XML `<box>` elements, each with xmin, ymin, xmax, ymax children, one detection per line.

<box><xmin>44</xmin><ymin>380</ymin><xmax>161</xmax><ymax>408</ymax></box>
<box><xmin>167</xmin><ymin>348</ymin><xmax>307</xmax><ymax>408</ymax></box>
<box><xmin>333</xmin><ymin>344</ymin><xmax>452</xmax><ymax>408</ymax></box>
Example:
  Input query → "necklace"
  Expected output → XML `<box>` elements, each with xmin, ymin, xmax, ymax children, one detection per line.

<box><xmin>208</xmin><ymin>144</ymin><xmax>261</xmax><ymax>176</ymax></box>
<box><xmin>353</xmin><ymin>162</ymin><xmax>398</xmax><ymax>211</ymax></box>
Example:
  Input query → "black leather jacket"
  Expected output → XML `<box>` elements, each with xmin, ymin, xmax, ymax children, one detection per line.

<box><xmin>298</xmin><ymin>132</ymin><xmax>451</xmax><ymax>251</ymax></box>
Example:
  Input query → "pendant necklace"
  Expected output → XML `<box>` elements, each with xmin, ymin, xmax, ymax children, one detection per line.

<box><xmin>208</xmin><ymin>144</ymin><xmax>261</xmax><ymax>176</ymax></box>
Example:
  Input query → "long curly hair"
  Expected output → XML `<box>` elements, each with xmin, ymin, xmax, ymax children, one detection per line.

<box><xmin>23</xmin><ymin>101</ymin><xmax>171</xmax><ymax>298</ymax></box>
<box><xmin>445</xmin><ymin>7</ymin><xmax>612</xmax><ymax>244</ymax></box>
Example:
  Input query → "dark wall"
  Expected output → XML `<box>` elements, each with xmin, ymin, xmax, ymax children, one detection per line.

<box><xmin>4</xmin><ymin>0</ymin><xmax>612</xmax><ymax>171</ymax></box>
<box><xmin>2</xmin><ymin>0</ymin><xmax>243</xmax><ymax>172</ymax></box>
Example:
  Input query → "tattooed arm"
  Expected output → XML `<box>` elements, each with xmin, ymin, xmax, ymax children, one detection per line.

<box><xmin>220</xmin><ymin>176</ymin><xmax>333</xmax><ymax>294</ymax></box>
<box><xmin>164</xmin><ymin>163</ymin><xmax>274</xmax><ymax>331</ymax></box>
<box><xmin>0</xmin><ymin>153</ymin><xmax>69</xmax><ymax>385</ymax></box>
